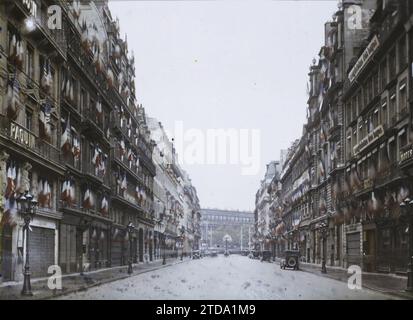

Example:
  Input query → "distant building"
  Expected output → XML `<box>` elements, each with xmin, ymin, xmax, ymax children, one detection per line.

<box><xmin>200</xmin><ymin>209</ymin><xmax>254</xmax><ymax>250</ymax></box>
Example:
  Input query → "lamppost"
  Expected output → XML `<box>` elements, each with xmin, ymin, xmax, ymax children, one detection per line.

<box><xmin>320</xmin><ymin>222</ymin><xmax>328</xmax><ymax>274</ymax></box>
<box><xmin>126</xmin><ymin>222</ymin><xmax>135</xmax><ymax>275</ymax></box>
<box><xmin>17</xmin><ymin>191</ymin><xmax>38</xmax><ymax>296</ymax></box>
<box><xmin>399</xmin><ymin>198</ymin><xmax>413</xmax><ymax>291</ymax></box>
<box><xmin>223</xmin><ymin>234</ymin><xmax>232</xmax><ymax>257</ymax></box>
<box><xmin>162</xmin><ymin>234</ymin><xmax>167</xmax><ymax>265</ymax></box>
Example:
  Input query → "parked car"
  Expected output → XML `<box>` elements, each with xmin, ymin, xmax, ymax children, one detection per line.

<box><xmin>241</xmin><ymin>249</ymin><xmax>249</xmax><ymax>256</ymax></box>
<box><xmin>192</xmin><ymin>250</ymin><xmax>201</xmax><ymax>259</ymax></box>
<box><xmin>248</xmin><ymin>250</ymin><xmax>260</xmax><ymax>259</ymax></box>
<box><xmin>260</xmin><ymin>250</ymin><xmax>272</xmax><ymax>262</ymax></box>
<box><xmin>280</xmin><ymin>250</ymin><xmax>300</xmax><ymax>270</ymax></box>
<box><xmin>210</xmin><ymin>250</ymin><xmax>218</xmax><ymax>257</ymax></box>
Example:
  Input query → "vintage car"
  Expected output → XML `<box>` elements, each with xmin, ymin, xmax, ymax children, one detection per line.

<box><xmin>260</xmin><ymin>250</ymin><xmax>272</xmax><ymax>262</ymax></box>
<box><xmin>192</xmin><ymin>250</ymin><xmax>201</xmax><ymax>259</ymax></box>
<box><xmin>280</xmin><ymin>250</ymin><xmax>300</xmax><ymax>270</ymax></box>
<box><xmin>248</xmin><ymin>250</ymin><xmax>260</xmax><ymax>259</ymax></box>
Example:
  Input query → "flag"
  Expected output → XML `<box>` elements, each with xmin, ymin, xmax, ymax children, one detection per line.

<box><xmin>39</xmin><ymin>100</ymin><xmax>52</xmax><ymax>139</ymax></box>
<box><xmin>61</xmin><ymin>115</ymin><xmax>72</xmax><ymax>153</ymax></box>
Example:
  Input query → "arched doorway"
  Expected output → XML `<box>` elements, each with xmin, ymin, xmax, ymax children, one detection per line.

<box><xmin>138</xmin><ymin>228</ymin><xmax>144</xmax><ymax>262</ymax></box>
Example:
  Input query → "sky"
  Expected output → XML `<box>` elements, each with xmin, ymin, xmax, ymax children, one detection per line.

<box><xmin>108</xmin><ymin>0</ymin><xmax>339</xmax><ymax>212</ymax></box>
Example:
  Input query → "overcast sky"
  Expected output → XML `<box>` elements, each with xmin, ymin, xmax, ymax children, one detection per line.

<box><xmin>108</xmin><ymin>0</ymin><xmax>338</xmax><ymax>212</ymax></box>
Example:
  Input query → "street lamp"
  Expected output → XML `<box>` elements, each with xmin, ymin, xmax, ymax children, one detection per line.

<box><xmin>179</xmin><ymin>226</ymin><xmax>185</xmax><ymax>261</ymax></box>
<box><xmin>223</xmin><ymin>234</ymin><xmax>232</xmax><ymax>257</ymax></box>
<box><xmin>126</xmin><ymin>222</ymin><xmax>135</xmax><ymax>275</ymax></box>
<box><xmin>320</xmin><ymin>222</ymin><xmax>328</xmax><ymax>274</ymax></box>
<box><xmin>399</xmin><ymin>198</ymin><xmax>413</xmax><ymax>292</ymax></box>
<box><xmin>16</xmin><ymin>191</ymin><xmax>38</xmax><ymax>296</ymax></box>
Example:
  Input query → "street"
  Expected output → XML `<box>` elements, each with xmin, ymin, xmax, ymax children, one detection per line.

<box><xmin>58</xmin><ymin>255</ymin><xmax>395</xmax><ymax>300</ymax></box>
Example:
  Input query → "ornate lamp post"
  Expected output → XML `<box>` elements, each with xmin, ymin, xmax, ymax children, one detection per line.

<box><xmin>223</xmin><ymin>234</ymin><xmax>232</xmax><ymax>257</ymax></box>
<box><xmin>179</xmin><ymin>226</ymin><xmax>185</xmax><ymax>261</ymax></box>
<box><xmin>17</xmin><ymin>191</ymin><xmax>38</xmax><ymax>296</ymax></box>
<box><xmin>320</xmin><ymin>222</ymin><xmax>328</xmax><ymax>274</ymax></box>
<box><xmin>399</xmin><ymin>198</ymin><xmax>413</xmax><ymax>292</ymax></box>
<box><xmin>126</xmin><ymin>222</ymin><xmax>135</xmax><ymax>275</ymax></box>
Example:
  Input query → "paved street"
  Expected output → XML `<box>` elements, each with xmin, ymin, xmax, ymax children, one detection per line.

<box><xmin>58</xmin><ymin>255</ymin><xmax>395</xmax><ymax>300</ymax></box>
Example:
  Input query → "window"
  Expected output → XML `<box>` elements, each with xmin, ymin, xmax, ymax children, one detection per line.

<box><xmin>381</xmin><ymin>98</ymin><xmax>388</xmax><ymax>125</ymax></box>
<box><xmin>373</xmin><ymin>70</ymin><xmax>379</xmax><ymax>96</ymax></box>
<box><xmin>380</xmin><ymin>59</ymin><xmax>387</xmax><ymax>90</ymax></box>
<box><xmin>389</xmin><ymin>48</ymin><xmax>396</xmax><ymax>80</ymax></box>
<box><xmin>399</xmin><ymin>128</ymin><xmax>408</xmax><ymax>149</ymax></box>
<box><xmin>389</xmin><ymin>88</ymin><xmax>397</xmax><ymax>123</ymax></box>
<box><xmin>373</xmin><ymin>107</ymin><xmax>379</xmax><ymax>128</ymax></box>
<box><xmin>399</xmin><ymin>79</ymin><xmax>407</xmax><ymax>113</ymax></box>
<box><xmin>25</xmin><ymin>45</ymin><xmax>34</xmax><ymax>81</ymax></box>
<box><xmin>25</xmin><ymin>109</ymin><xmax>32</xmax><ymax>131</ymax></box>
<box><xmin>399</xmin><ymin>36</ymin><xmax>406</xmax><ymax>69</ymax></box>
<box><xmin>388</xmin><ymin>138</ymin><xmax>396</xmax><ymax>164</ymax></box>
<box><xmin>80</xmin><ymin>88</ymin><xmax>87</xmax><ymax>113</ymax></box>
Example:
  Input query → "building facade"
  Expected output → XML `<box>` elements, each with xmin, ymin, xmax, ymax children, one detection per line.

<box><xmin>200</xmin><ymin>208</ymin><xmax>254</xmax><ymax>251</ymax></box>
<box><xmin>263</xmin><ymin>0</ymin><xmax>413</xmax><ymax>276</ymax></box>
<box><xmin>0</xmin><ymin>0</ymin><xmax>182</xmax><ymax>282</ymax></box>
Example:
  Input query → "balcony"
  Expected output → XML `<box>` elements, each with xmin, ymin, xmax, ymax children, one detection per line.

<box><xmin>83</xmin><ymin>162</ymin><xmax>110</xmax><ymax>186</ymax></box>
<box><xmin>81</xmin><ymin>108</ymin><xmax>106</xmax><ymax>142</ymax></box>
<box><xmin>0</xmin><ymin>114</ymin><xmax>61</xmax><ymax>167</ymax></box>
<box><xmin>8</xmin><ymin>0</ymin><xmax>67</xmax><ymax>60</ymax></box>
<box><xmin>111</xmin><ymin>147</ymin><xmax>143</xmax><ymax>182</ymax></box>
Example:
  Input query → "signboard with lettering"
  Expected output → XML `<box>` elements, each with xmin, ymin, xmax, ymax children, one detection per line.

<box><xmin>400</xmin><ymin>145</ymin><xmax>413</xmax><ymax>164</ymax></box>
<box><xmin>353</xmin><ymin>125</ymin><xmax>384</xmax><ymax>155</ymax></box>
<box><xmin>9</xmin><ymin>122</ymin><xmax>36</xmax><ymax>149</ymax></box>
<box><xmin>349</xmin><ymin>36</ymin><xmax>380</xmax><ymax>83</ymax></box>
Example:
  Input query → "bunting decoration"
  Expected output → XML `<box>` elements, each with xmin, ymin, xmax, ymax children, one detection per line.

<box><xmin>83</xmin><ymin>188</ymin><xmax>94</xmax><ymax>210</ymax></box>
<box><xmin>61</xmin><ymin>179</ymin><xmax>75</xmax><ymax>206</ymax></box>
<box><xmin>6</xmin><ymin>72</ymin><xmax>21</xmax><ymax>120</ymax></box>
<box><xmin>3</xmin><ymin>162</ymin><xmax>20</xmax><ymax>226</ymax></box>
<box><xmin>72</xmin><ymin>135</ymin><xmax>81</xmax><ymax>159</ymax></box>
<box><xmin>71</xmin><ymin>0</ymin><xmax>81</xmax><ymax>20</ymax></box>
<box><xmin>38</xmin><ymin>178</ymin><xmax>52</xmax><ymax>209</ymax></box>
<box><xmin>61</xmin><ymin>115</ymin><xmax>72</xmax><ymax>154</ymax></box>
<box><xmin>39</xmin><ymin>100</ymin><xmax>53</xmax><ymax>140</ymax></box>
<box><xmin>40</xmin><ymin>59</ymin><xmax>53</xmax><ymax>94</ymax></box>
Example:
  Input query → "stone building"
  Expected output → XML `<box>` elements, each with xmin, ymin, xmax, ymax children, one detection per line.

<box><xmin>0</xmin><ymin>0</ymin><xmax>158</xmax><ymax>282</ymax></box>
<box><xmin>200</xmin><ymin>208</ymin><xmax>254</xmax><ymax>251</ymax></box>
<box><xmin>253</xmin><ymin>161</ymin><xmax>280</xmax><ymax>251</ymax></box>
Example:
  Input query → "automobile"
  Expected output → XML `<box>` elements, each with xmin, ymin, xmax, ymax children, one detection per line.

<box><xmin>248</xmin><ymin>250</ymin><xmax>260</xmax><ymax>259</ymax></box>
<box><xmin>241</xmin><ymin>249</ymin><xmax>249</xmax><ymax>256</ymax></box>
<box><xmin>192</xmin><ymin>250</ymin><xmax>201</xmax><ymax>259</ymax></box>
<box><xmin>280</xmin><ymin>250</ymin><xmax>300</xmax><ymax>270</ymax></box>
<box><xmin>260</xmin><ymin>250</ymin><xmax>272</xmax><ymax>262</ymax></box>
<box><xmin>210</xmin><ymin>250</ymin><xmax>218</xmax><ymax>257</ymax></box>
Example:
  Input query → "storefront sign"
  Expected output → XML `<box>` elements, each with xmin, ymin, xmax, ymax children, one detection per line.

<box><xmin>9</xmin><ymin>122</ymin><xmax>36</xmax><ymax>149</ymax></box>
<box><xmin>353</xmin><ymin>125</ymin><xmax>384</xmax><ymax>155</ymax></box>
<box><xmin>400</xmin><ymin>145</ymin><xmax>413</xmax><ymax>164</ymax></box>
<box><xmin>349</xmin><ymin>35</ymin><xmax>380</xmax><ymax>83</ymax></box>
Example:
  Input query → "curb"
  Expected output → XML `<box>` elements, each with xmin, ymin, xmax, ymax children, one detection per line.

<box><xmin>0</xmin><ymin>259</ymin><xmax>188</xmax><ymax>300</ymax></box>
<box><xmin>45</xmin><ymin>259</ymin><xmax>188</xmax><ymax>300</ymax></box>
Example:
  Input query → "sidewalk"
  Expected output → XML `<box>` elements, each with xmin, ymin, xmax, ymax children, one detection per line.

<box><xmin>274</xmin><ymin>258</ymin><xmax>413</xmax><ymax>300</ymax></box>
<box><xmin>0</xmin><ymin>257</ymin><xmax>188</xmax><ymax>300</ymax></box>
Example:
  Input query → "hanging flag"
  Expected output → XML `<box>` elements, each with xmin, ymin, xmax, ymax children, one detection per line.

<box><xmin>39</xmin><ymin>100</ymin><xmax>52</xmax><ymax>140</ymax></box>
<box><xmin>41</xmin><ymin>59</ymin><xmax>53</xmax><ymax>93</ymax></box>
<box><xmin>72</xmin><ymin>136</ymin><xmax>81</xmax><ymax>159</ymax></box>
<box><xmin>6</xmin><ymin>73</ymin><xmax>21</xmax><ymax>120</ymax></box>
<box><xmin>100</xmin><ymin>196</ymin><xmax>109</xmax><ymax>215</ymax></box>
<box><xmin>61</xmin><ymin>115</ymin><xmax>72</xmax><ymax>153</ymax></box>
